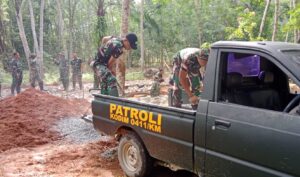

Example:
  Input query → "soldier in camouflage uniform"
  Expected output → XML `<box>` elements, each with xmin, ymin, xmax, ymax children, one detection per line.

<box><xmin>70</xmin><ymin>53</ymin><xmax>83</xmax><ymax>90</ymax></box>
<box><xmin>91</xmin><ymin>35</ymin><xmax>116</xmax><ymax>89</ymax></box>
<box><xmin>92</xmin><ymin>33</ymin><xmax>138</xmax><ymax>96</ymax></box>
<box><xmin>150</xmin><ymin>68</ymin><xmax>164</xmax><ymax>97</ymax></box>
<box><xmin>170</xmin><ymin>48</ymin><xmax>209</xmax><ymax>109</ymax></box>
<box><xmin>0</xmin><ymin>68</ymin><xmax>2</xmax><ymax>97</ymax></box>
<box><xmin>54</xmin><ymin>53</ymin><xmax>69</xmax><ymax>91</ymax></box>
<box><xmin>29</xmin><ymin>53</ymin><xmax>45</xmax><ymax>90</ymax></box>
<box><xmin>9</xmin><ymin>52</ymin><xmax>23</xmax><ymax>95</ymax></box>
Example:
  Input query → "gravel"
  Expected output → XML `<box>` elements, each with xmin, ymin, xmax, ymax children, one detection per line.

<box><xmin>127</xmin><ymin>95</ymin><xmax>169</xmax><ymax>107</ymax></box>
<box><xmin>53</xmin><ymin>117</ymin><xmax>105</xmax><ymax>144</ymax></box>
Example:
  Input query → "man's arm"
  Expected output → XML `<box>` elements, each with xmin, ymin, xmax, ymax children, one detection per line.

<box><xmin>101</xmin><ymin>36</ymin><xmax>113</xmax><ymax>45</ymax></box>
<box><xmin>179</xmin><ymin>67</ymin><xmax>199</xmax><ymax>105</ymax></box>
<box><xmin>179</xmin><ymin>68</ymin><xmax>193</xmax><ymax>97</ymax></box>
<box><xmin>108</xmin><ymin>57</ymin><xmax>115</xmax><ymax>68</ymax></box>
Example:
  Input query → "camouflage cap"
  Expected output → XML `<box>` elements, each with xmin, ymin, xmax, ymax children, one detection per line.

<box><xmin>200</xmin><ymin>48</ymin><xmax>210</xmax><ymax>60</ymax></box>
<box><xmin>200</xmin><ymin>43</ymin><xmax>211</xmax><ymax>60</ymax></box>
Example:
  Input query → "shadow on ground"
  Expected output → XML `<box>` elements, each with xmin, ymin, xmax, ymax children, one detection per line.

<box><xmin>148</xmin><ymin>166</ymin><xmax>197</xmax><ymax>177</ymax></box>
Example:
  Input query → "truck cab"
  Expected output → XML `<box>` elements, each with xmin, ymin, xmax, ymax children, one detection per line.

<box><xmin>199</xmin><ymin>41</ymin><xmax>300</xmax><ymax>177</ymax></box>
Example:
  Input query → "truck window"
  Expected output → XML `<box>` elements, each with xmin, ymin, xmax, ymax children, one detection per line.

<box><xmin>289</xmin><ymin>79</ymin><xmax>300</xmax><ymax>94</ymax></box>
<box><xmin>227</xmin><ymin>53</ymin><xmax>260</xmax><ymax>77</ymax></box>
<box><xmin>219</xmin><ymin>51</ymin><xmax>299</xmax><ymax>113</ymax></box>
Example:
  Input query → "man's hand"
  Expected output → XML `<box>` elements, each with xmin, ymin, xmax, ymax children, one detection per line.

<box><xmin>189</xmin><ymin>95</ymin><xmax>199</xmax><ymax>105</ymax></box>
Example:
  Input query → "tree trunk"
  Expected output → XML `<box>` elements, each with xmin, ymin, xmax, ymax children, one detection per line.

<box><xmin>28</xmin><ymin>0</ymin><xmax>39</xmax><ymax>53</ymax></box>
<box><xmin>28</xmin><ymin>0</ymin><xmax>40</xmax><ymax>82</ymax></box>
<box><xmin>68</xmin><ymin>0</ymin><xmax>78</xmax><ymax>59</ymax></box>
<box><xmin>194</xmin><ymin>0</ymin><xmax>202</xmax><ymax>46</ymax></box>
<box><xmin>97</xmin><ymin>0</ymin><xmax>107</xmax><ymax>46</ymax></box>
<box><xmin>68</xmin><ymin>0</ymin><xmax>72</xmax><ymax>59</ymax></box>
<box><xmin>14</xmin><ymin>0</ymin><xmax>31</xmax><ymax>68</ymax></box>
<box><xmin>0</xmin><ymin>12</ymin><xmax>6</xmax><ymax>53</ymax></box>
<box><xmin>56</xmin><ymin>0</ymin><xmax>67</xmax><ymax>55</ymax></box>
<box><xmin>117</xmin><ymin>0</ymin><xmax>130</xmax><ymax>95</ymax></box>
<box><xmin>292</xmin><ymin>0</ymin><xmax>298</xmax><ymax>43</ymax></box>
<box><xmin>0</xmin><ymin>1</ymin><xmax>7</xmax><ymax>54</ymax></box>
<box><xmin>272</xmin><ymin>0</ymin><xmax>279</xmax><ymax>41</ymax></box>
<box><xmin>258</xmin><ymin>0</ymin><xmax>271</xmax><ymax>38</ymax></box>
<box><xmin>140</xmin><ymin>0</ymin><xmax>145</xmax><ymax>70</ymax></box>
<box><xmin>39</xmin><ymin>0</ymin><xmax>45</xmax><ymax>77</ymax></box>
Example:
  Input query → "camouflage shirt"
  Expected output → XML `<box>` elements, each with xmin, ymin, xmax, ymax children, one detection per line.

<box><xmin>55</xmin><ymin>57</ymin><xmax>69</xmax><ymax>71</ymax></box>
<box><xmin>30</xmin><ymin>57</ymin><xmax>40</xmax><ymax>71</ymax></box>
<box><xmin>70</xmin><ymin>58</ymin><xmax>82</xmax><ymax>73</ymax></box>
<box><xmin>95</xmin><ymin>38</ymin><xmax>124</xmax><ymax>66</ymax></box>
<box><xmin>178</xmin><ymin>48</ymin><xmax>201</xmax><ymax>73</ymax></box>
<box><xmin>9</xmin><ymin>58</ymin><xmax>23</xmax><ymax>74</ymax></box>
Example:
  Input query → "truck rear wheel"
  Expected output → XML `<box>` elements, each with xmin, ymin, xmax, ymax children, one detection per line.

<box><xmin>118</xmin><ymin>132</ymin><xmax>152</xmax><ymax>177</ymax></box>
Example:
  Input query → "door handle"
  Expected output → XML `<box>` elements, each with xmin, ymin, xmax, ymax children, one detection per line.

<box><xmin>213</xmin><ymin>120</ymin><xmax>231</xmax><ymax>130</ymax></box>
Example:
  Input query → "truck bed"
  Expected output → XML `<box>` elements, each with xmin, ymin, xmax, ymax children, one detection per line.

<box><xmin>92</xmin><ymin>94</ymin><xmax>197</xmax><ymax>171</ymax></box>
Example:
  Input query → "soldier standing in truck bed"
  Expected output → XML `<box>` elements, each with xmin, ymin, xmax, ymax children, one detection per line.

<box><xmin>54</xmin><ymin>53</ymin><xmax>69</xmax><ymax>91</ymax></box>
<box><xmin>91</xmin><ymin>33</ymin><xmax>138</xmax><ymax>96</ymax></box>
<box><xmin>70</xmin><ymin>53</ymin><xmax>83</xmax><ymax>90</ymax></box>
<box><xmin>170</xmin><ymin>47</ymin><xmax>209</xmax><ymax>109</ymax></box>
<box><xmin>90</xmin><ymin>35</ymin><xmax>116</xmax><ymax>89</ymax></box>
<box><xmin>29</xmin><ymin>53</ymin><xmax>45</xmax><ymax>91</ymax></box>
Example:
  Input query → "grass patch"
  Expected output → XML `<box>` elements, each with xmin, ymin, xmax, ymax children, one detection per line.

<box><xmin>1</xmin><ymin>71</ymin><xmax>30</xmax><ymax>87</ymax></box>
<box><xmin>82</xmin><ymin>72</ymin><xmax>94</xmax><ymax>82</ymax></box>
<box><xmin>44</xmin><ymin>72</ymin><xmax>59</xmax><ymax>84</ymax></box>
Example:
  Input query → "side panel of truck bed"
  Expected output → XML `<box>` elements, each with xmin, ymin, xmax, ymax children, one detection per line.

<box><xmin>92</xmin><ymin>94</ymin><xmax>197</xmax><ymax>171</ymax></box>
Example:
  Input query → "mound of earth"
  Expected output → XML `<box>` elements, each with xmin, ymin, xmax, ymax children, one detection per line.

<box><xmin>0</xmin><ymin>88</ymin><xmax>90</xmax><ymax>152</ymax></box>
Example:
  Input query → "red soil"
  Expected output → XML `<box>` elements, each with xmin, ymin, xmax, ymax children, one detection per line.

<box><xmin>0</xmin><ymin>88</ymin><xmax>90</xmax><ymax>152</ymax></box>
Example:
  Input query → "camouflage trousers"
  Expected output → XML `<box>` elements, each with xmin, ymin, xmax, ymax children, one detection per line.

<box><xmin>72</xmin><ymin>72</ymin><xmax>82</xmax><ymax>90</ymax></box>
<box><xmin>11</xmin><ymin>72</ymin><xmax>23</xmax><ymax>95</ymax></box>
<box><xmin>171</xmin><ymin>59</ymin><xmax>201</xmax><ymax>108</ymax></box>
<box><xmin>93</xmin><ymin>72</ymin><xmax>100</xmax><ymax>89</ymax></box>
<box><xmin>30</xmin><ymin>70</ymin><xmax>43</xmax><ymax>88</ymax></box>
<box><xmin>95</xmin><ymin>65</ymin><xmax>118</xmax><ymax>96</ymax></box>
<box><xmin>59</xmin><ymin>70</ymin><xmax>69</xmax><ymax>91</ymax></box>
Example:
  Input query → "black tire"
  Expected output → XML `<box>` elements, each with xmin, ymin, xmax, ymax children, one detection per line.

<box><xmin>118</xmin><ymin>132</ymin><xmax>152</xmax><ymax>177</ymax></box>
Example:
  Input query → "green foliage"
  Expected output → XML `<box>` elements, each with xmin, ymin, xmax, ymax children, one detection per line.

<box><xmin>226</xmin><ymin>10</ymin><xmax>258</xmax><ymax>41</ymax></box>
<box><xmin>284</xmin><ymin>4</ymin><xmax>300</xmax><ymax>31</ymax></box>
<box><xmin>200</xmin><ymin>42</ymin><xmax>211</xmax><ymax>50</ymax></box>
<box><xmin>1</xmin><ymin>0</ymin><xmax>299</xmax><ymax>85</ymax></box>
<box><xmin>0</xmin><ymin>0</ymin><xmax>9</xmax><ymax>22</ymax></box>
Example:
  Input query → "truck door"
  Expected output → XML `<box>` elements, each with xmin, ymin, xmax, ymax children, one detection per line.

<box><xmin>205</xmin><ymin>50</ymin><xmax>300</xmax><ymax>177</ymax></box>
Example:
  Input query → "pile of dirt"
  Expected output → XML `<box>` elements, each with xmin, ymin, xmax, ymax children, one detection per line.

<box><xmin>0</xmin><ymin>88</ymin><xmax>90</xmax><ymax>152</ymax></box>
